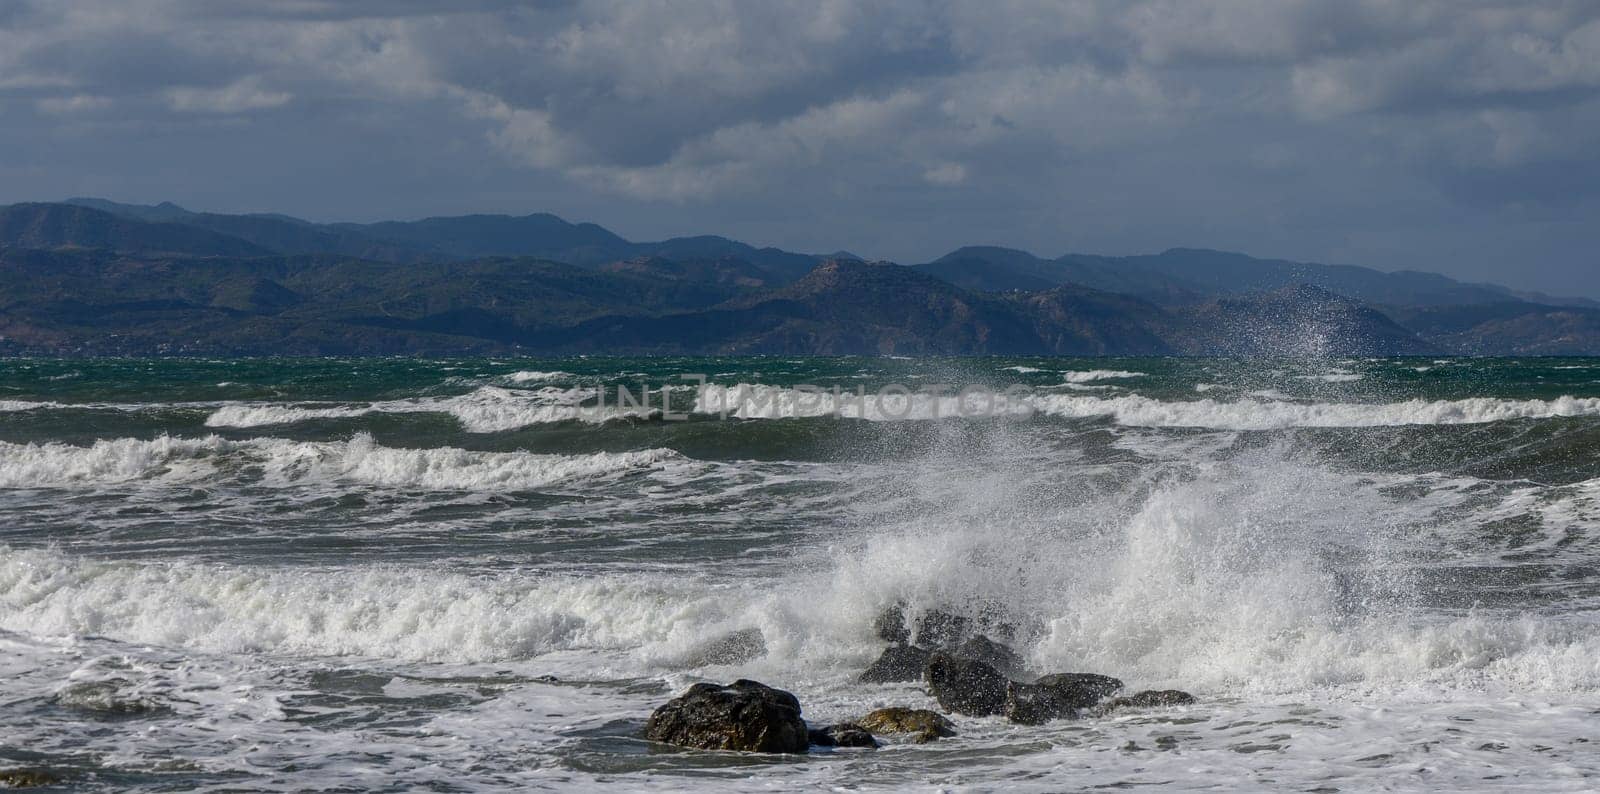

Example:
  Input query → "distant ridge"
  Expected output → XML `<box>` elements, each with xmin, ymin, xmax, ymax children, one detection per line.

<box><xmin>0</xmin><ymin>197</ymin><xmax>1593</xmax><ymax>355</ymax></box>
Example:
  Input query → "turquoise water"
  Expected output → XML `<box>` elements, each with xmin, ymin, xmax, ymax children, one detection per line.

<box><xmin>3</xmin><ymin>357</ymin><xmax>1600</xmax><ymax>790</ymax></box>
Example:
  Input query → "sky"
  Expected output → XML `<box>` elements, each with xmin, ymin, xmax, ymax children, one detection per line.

<box><xmin>2</xmin><ymin>0</ymin><xmax>1598</xmax><ymax>296</ymax></box>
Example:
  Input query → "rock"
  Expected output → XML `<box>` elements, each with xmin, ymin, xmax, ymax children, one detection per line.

<box><xmin>1004</xmin><ymin>673</ymin><xmax>1124</xmax><ymax>725</ymax></box>
<box><xmin>683</xmin><ymin>628</ymin><xmax>767</xmax><ymax>666</ymax></box>
<box><xmin>1095</xmin><ymin>689</ymin><xmax>1196</xmax><ymax>715</ymax></box>
<box><xmin>643</xmin><ymin>679</ymin><xmax>809</xmax><ymax>754</ymax></box>
<box><xmin>873</xmin><ymin>604</ymin><xmax>910</xmax><ymax>644</ymax></box>
<box><xmin>1034</xmin><ymin>673</ymin><xmax>1124</xmax><ymax>705</ymax></box>
<box><xmin>856</xmin><ymin>707</ymin><xmax>957</xmax><ymax>743</ymax></box>
<box><xmin>0</xmin><ymin>768</ymin><xmax>59</xmax><ymax>788</ymax></box>
<box><xmin>913</xmin><ymin>609</ymin><xmax>972</xmax><ymax>648</ymax></box>
<box><xmin>808</xmin><ymin>723</ymin><xmax>879</xmax><ymax>748</ymax></box>
<box><xmin>858</xmin><ymin>644</ymin><xmax>931</xmax><ymax>683</ymax></box>
<box><xmin>951</xmin><ymin>635</ymin><xmax>1026</xmax><ymax>678</ymax></box>
<box><xmin>924</xmin><ymin>652</ymin><xmax>1010</xmax><ymax>716</ymax></box>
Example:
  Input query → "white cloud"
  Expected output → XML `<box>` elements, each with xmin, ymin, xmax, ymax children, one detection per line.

<box><xmin>923</xmin><ymin>162</ymin><xmax>966</xmax><ymax>185</ymax></box>
<box><xmin>166</xmin><ymin>77</ymin><xmax>291</xmax><ymax>113</ymax></box>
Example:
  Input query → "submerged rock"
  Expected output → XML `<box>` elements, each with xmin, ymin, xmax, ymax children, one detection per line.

<box><xmin>1003</xmin><ymin>673</ymin><xmax>1124</xmax><ymax>725</ymax></box>
<box><xmin>1095</xmin><ymin>689</ymin><xmax>1196</xmax><ymax>715</ymax></box>
<box><xmin>808</xmin><ymin>723</ymin><xmax>879</xmax><ymax>748</ymax></box>
<box><xmin>856</xmin><ymin>707</ymin><xmax>957</xmax><ymax>743</ymax></box>
<box><xmin>54</xmin><ymin>679</ymin><xmax>166</xmax><ymax>716</ymax></box>
<box><xmin>0</xmin><ymin>768</ymin><xmax>59</xmax><ymax>788</ymax></box>
<box><xmin>925</xmin><ymin>652</ymin><xmax>1010</xmax><ymax>716</ymax></box>
<box><xmin>644</xmin><ymin>679</ymin><xmax>809</xmax><ymax>754</ymax></box>
<box><xmin>858</xmin><ymin>644</ymin><xmax>931</xmax><ymax>683</ymax></box>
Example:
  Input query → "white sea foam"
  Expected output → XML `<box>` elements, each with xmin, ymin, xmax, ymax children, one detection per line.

<box><xmin>696</xmin><ymin>383</ymin><xmax>1600</xmax><ymax>428</ymax></box>
<box><xmin>0</xmin><ymin>436</ymin><xmax>228</xmax><ymax>487</ymax></box>
<box><xmin>694</xmin><ymin>383</ymin><xmax>1033</xmax><ymax>421</ymax></box>
<box><xmin>0</xmin><ymin>546</ymin><xmax>719</xmax><ymax>664</ymax></box>
<box><xmin>204</xmin><ymin>404</ymin><xmax>370</xmax><ymax>427</ymax></box>
<box><xmin>0</xmin><ymin>400</ymin><xmax>62</xmax><ymax>412</ymax></box>
<box><xmin>1061</xmin><ymin>369</ymin><xmax>1144</xmax><ymax>383</ymax></box>
<box><xmin>203</xmin><ymin>386</ymin><xmax>657</xmax><ymax>432</ymax></box>
<box><xmin>1029</xmin><ymin>393</ymin><xmax>1600</xmax><ymax>429</ymax></box>
<box><xmin>0</xmin><ymin>433</ymin><xmax>676</xmax><ymax>491</ymax></box>
<box><xmin>254</xmin><ymin>433</ymin><xmax>678</xmax><ymax>490</ymax></box>
<box><xmin>505</xmin><ymin>370</ymin><xmax>572</xmax><ymax>383</ymax></box>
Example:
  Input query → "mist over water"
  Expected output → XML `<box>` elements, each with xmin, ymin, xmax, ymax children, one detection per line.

<box><xmin>3</xmin><ymin>357</ymin><xmax>1600</xmax><ymax>790</ymax></box>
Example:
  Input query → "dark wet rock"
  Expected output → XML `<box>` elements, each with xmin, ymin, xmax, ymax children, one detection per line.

<box><xmin>856</xmin><ymin>707</ymin><xmax>957</xmax><ymax>743</ymax></box>
<box><xmin>1004</xmin><ymin>682</ymin><xmax>1076</xmax><ymax>725</ymax></box>
<box><xmin>644</xmin><ymin>679</ymin><xmax>809</xmax><ymax>753</ymax></box>
<box><xmin>808</xmin><ymin>723</ymin><xmax>879</xmax><ymax>748</ymax></box>
<box><xmin>0</xmin><ymin>768</ymin><xmax>59</xmax><ymax>788</ymax></box>
<box><xmin>684</xmin><ymin>628</ymin><xmax>768</xmax><ymax>666</ymax></box>
<box><xmin>1034</xmin><ymin>673</ymin><xmax>1124</xmax><ymax>705</ymax></box>
<box><xmin>1004</xmin><ymin>673</ymin><xmax>1125</xmax><ymax>725</ymax></box>
<box><xmin>913</xmin><ymin>609</ymin><xmax>972</xmax><ymax>648</ymax></box>
<box><xmin>951</xmin><ymin>635</ymin><xmax>1026</xmax><ymax>678</ymax></box>
<box><xmin>858</xmin><ymin>644</ymin><xmax>931</xmax><ymax>683</ymax></box>
<box><xmin>1095</xmin><ymin>689</ymin><xmax>1196</xmax><ymax>715</ymax></box>
<box><xmin>873</xmin><ymin>604</ymin><xmax>910</xmax><ymax>644</ymax></box>
<box><xmin>925</xmin><ymin>652</ymin><xmax>1010</xmax><ymax>716</ymax></box>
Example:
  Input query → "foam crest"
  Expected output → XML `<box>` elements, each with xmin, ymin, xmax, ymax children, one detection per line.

<box><xmin>695</xmin><ymin>383</ymin><xmax>1600</xmax><ymax>428</ymax></box>
<box><xmin>1061</xmin><ymin>369</ymin><xmax>1144</xmax><ymax>383</ymax></box>
<box><xmin>0</xmin><ymin>400</ymin><xmax>62</xmax><ymax>412</ymax></box>
<box><xmin>0</xmin><ymin>433</ymin><xmax>676</xmax><ymax>491</ymax></box>
<box><xmin>256</xmin><ymin>433</ymin><xmax>678</xmax><ymax>490</ymax></box>
<box><xmin>505</xmin><ymin>370</ymin><xmax>572</xmax><ymax>383</ymax></box>
<box><xmin>205</xmin><ymin>404</ymin><xmax>370</xmax><ymax>427</ymax></box>
<box><xmin>0</xmin><ymin>546</ymin><xmax>724</xmax><ymax>664</ymax></box>
<box><xmin>1030</xmin><ymin>393</ymin><xmax>1600</xmax><ymax>429</ymax></box>
<box><xmin>694</xmin><ymin>383</ymin><xmax>1032</xmax><ymax>421</ymax></box>
<box><xmin>0</xmin><ymin>436</ymin><xmax>228</xmax><ymax>487</ymax></box>
<box><xmin>202</xmin><ymin>386</ymin><xmax>655</xmax><ymax>431</ymax></box>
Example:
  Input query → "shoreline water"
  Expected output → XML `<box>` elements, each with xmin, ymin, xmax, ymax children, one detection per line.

<box><xmin>2</xmin><ymin>357</ymin><xmax>1599</xmax><ymax>790</ymax></box>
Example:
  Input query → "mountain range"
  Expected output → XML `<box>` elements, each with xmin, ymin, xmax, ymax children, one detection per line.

<box><xmin>1</xmin><ymin>198</ymin><xmax>1595</xmax><ymax>356</ymax></box>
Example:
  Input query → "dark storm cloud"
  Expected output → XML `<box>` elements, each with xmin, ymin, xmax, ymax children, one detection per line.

<box><xmin>1</xmin><ymin>0</ymin><xmax>1598</xmax><ymax>294</ymax></box>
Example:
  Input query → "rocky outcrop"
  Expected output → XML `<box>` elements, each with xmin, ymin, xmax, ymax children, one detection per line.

<box><xmin>858</xmin><ymin>644</ymin><xmax>931</xmax><ymax>683</ymax></box>
<box><xmin>1094</xmin><ymin>689</ymin><xmax>1196</xmax><ymax>715</ymax></box>
<box><xmin>862</xmin><ymin>604</ymin><xmax>1026</xmax><ymax>683</ymax></box>
<box><xmin>924</xmin><ymin>653</ymin><xmax>1011</xmax><ymax>716</ymax></box>
<box><xmin>856</xmin><ymin>707</ymin><xmax>957</xmax><ymax>743</ymax></box>
<box><xmin>807</xmin><ymin>723</ymin><xmax>879</xmax><ymax>748</ymax></box>
<box><xmin>1003</xmin><ymin>673</ymin><xmax>1124</xmax><ymax>725</ymax></box>
<box><xmin>644</xmin><ymin>679</ymin><xmax>809</xmax><ymax>754</ymax></box>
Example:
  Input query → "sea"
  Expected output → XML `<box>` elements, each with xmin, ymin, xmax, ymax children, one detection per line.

<box><xmin>3</xmin><ymin>356</ymin><xmax>1600</xmax><ymax>791</ymax></box>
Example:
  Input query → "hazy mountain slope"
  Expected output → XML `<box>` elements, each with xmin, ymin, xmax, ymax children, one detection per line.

<box><xmin>919</xmin><ymin>245</ymin><xmax>1535</xmax><ymax>308</ymax></box>
<box><xmin>1388</xmin><ymin>303</ymin><xmax>1600</xmax><ymax>355</ymax></box>
<box><xmin>1171</xmin><ymin>285</ymin><xmax>1440</xmax><ymax>356</ymax></box>
<box><xmin>0</xmin><ymin>204</ymin><xmax>272</xmax><ymax>258</ymax></box>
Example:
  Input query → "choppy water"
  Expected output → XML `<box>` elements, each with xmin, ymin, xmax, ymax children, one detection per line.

<box><xmin>3</xmin><ymin>356</ymin><xmax>1600</xmax><ymax>791</ymax></box>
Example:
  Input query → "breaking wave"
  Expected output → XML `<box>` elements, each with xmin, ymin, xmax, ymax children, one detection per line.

<box><xmin>1061</xmin><ymin>369</ymin><xmax>1145</xmax><ymax>383</ymax></box>
<box><xmin>696</xmin><ymin>383</ymin><xmax>1600</xmax><ymax>428</ymax></box>
<box><xmin>0</xmin><ymin>433</ymin><xmax>677</xmax><ymax>491</ymax></box>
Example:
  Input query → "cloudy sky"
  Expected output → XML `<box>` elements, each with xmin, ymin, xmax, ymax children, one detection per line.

<box><xmin>2</xmin><ymin>1</ymin><xmax>1598</xmax><ymax>295</ymax></box>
